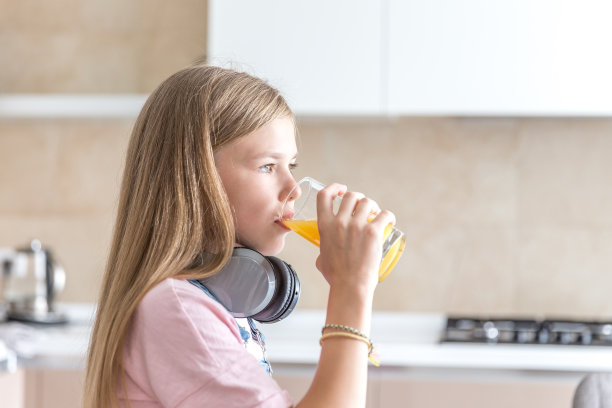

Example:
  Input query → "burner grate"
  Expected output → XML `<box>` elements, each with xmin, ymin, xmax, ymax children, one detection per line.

<box><xmin>442</xmin><ymin>317</ymin><xmax>612</xmax><ymax>346</ymax></box>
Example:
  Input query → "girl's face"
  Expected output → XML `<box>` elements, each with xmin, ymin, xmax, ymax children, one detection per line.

<box><xmin>214</xmin><ymin>116</ymin><xmax>298</xmax><ymax>256</ymax></box>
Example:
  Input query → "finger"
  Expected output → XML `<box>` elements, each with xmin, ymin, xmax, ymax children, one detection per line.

<box><xmin>368</xmin><ymin>209</ymin><xmax>397</xmax><ymax>231</ymax></box>
<box><xmin>315</xmin><ymin>255</ymin><xmax>323</xmax><ymax>272</ymax></box>
<box><xmin>353</xmin><ymin>197</ymin><xmax>381</xmax><ymax>222</ymax></box>
<box><xmin>337</xmin><ymin>191</ymin><xmax>365</xmax><ymax>219</ymax></box>
<box><xmin>317</xmin><ymin>183</ymin><xmax>347</xmax><ymax>223</ymax></box>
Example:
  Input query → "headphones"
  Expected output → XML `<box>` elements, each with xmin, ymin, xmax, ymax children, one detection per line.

<box><xmin>191</xmin><ymin>247</ymin><xmax>300</xmax><ymax>323</ymax></box>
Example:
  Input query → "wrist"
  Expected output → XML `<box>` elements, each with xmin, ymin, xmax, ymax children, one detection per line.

<box><xmin>325</xmin><ymin>285</ymin><xmax>373</xmax><ymax>335</ymax></box>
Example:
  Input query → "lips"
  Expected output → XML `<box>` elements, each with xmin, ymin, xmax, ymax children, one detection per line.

<box><xmin>275</xmin><ymin>210</ymin><xmax>295</xmax><ymax>231</ymax></box>
<box><xmin>275</xmin><ymin>220</ymin><xmax>292</xmax><ymax>231</ymax></box>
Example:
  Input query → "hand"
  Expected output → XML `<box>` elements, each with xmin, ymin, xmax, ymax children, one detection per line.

<box><xmin>315</xmin><ymin>183</ymin><xmax>396</xmax><ymax>296</ymax></box>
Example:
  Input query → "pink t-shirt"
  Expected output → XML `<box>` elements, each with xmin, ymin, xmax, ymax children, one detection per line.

<box><xmin>119</xmin><ymin>278</ymin><xmax>293</xmax><ymax>407</ymax></box>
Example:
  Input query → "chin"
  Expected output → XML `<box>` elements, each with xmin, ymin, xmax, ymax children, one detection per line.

<box><xmin>256</xmin><ymin>236</ymin><xmax>287</xmax><ymax>257</ymax></box>
<box><xmin>237</xmin><ymin>229</ymin><xmax>288</xmax><ymax>257</ymax></box>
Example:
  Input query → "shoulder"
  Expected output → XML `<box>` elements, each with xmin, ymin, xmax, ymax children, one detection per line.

<box><xmin>141</xmin><ymin>277</ymin><xmax>213</xmax><ymax>306</ymax></box>
<box><xmin>141</xmin><ymin>278</ymin><xmax>224</xmax><ymax>316</ymax></box>
<box><xmin>134</xmin><ymin>278</ymin><xmax>241</xmax><ymax>343</ymax></box>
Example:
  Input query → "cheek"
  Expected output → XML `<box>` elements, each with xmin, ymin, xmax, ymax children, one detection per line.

<box><xmin>233</xmin><ymin>200</ymin><xmax>265</xmax><ymax>236</ymax></box>
<box><xmin>234</xmin><ymin>206</ymin><xmax>256</xmax><ymax>231</ymax></box>
<box><xmin>224</xmin><ymin>184</ymin><xmax>256</xmax><ymax>226</ymax></box>
<box><xmin>226</xmin><ymin>184</ymin><xmax>279</xmax><ymax>248</ymax></box>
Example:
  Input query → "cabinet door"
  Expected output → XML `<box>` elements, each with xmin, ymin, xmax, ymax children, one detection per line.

<box><xmin>377</xmin><ymin>377</ymin><xmax>577</xmax><ymax>408</ymax></box>
<box><xmin>208</xmin><ymin>0</ymin><xmax>383</xmax><ymax>115</ymax></box>
<box><xmin>0</xmin><ymin>370</ymin><xmax>24</xmax><ymax>408</ymax></box>
<box><xmin>387</xmin><ymin>0</ymin><xmax>612</xmax><ymax>115</ymax></box>
<box><xmin>25</xmin><ymin>368</ymin><xmax>85</xmax><ymax>408</ymax></box>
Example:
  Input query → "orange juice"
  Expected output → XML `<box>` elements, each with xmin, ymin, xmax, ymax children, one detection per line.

<box><xmin>282</xmin><ymin>219</ymin><xmax>405</xmax><ymax>282</ymax></box>
<box><xmin>282</xmin><ymin>219</ymin><xmax>321</xmax><ymax>246</ymax></box>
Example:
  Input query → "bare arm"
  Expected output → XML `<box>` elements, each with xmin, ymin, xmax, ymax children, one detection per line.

<box><xmin>294</xmin><ymin>184</ymin><xmax>395</xmax><ymax>408</ymax></box>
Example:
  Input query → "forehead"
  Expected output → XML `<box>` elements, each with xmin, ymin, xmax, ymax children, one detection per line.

<box><xmin>217</xmin><ymin>117</ymin><xmax>297</xmax><ymax>160</ymax></box>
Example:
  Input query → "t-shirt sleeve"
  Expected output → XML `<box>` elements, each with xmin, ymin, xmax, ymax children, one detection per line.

<box><xmin>123</xmin><ymin>279</ymin><xmax>294</xmax><ymax>408</ymax></box>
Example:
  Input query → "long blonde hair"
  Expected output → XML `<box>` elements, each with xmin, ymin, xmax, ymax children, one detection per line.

<box><xmin>84</xmin><ymin>64</ymin><xmax>293</xmax><ymax>408</ymax></box>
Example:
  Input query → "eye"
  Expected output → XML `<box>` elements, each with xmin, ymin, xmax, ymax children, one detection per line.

<box><xmin>259</xmin><ymin>164</ymin><xmax>274</xmax><ymax>173</ymax></box>
<box><xmin>289</xmin><ymin>162</ymin><xmax>299</xmax><ymax>173</ymax></box>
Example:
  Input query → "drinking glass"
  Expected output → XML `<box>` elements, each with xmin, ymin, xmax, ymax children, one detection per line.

<box><xmin>281</xmin><ymin>177</ymin><xmax>405</xmax><ymax>282</ymax></box>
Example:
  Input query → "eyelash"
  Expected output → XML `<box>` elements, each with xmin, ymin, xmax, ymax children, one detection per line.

<box><xmin>260</xmin><ymin>163</ymin><xmax>299</xmax><ymax>174</ymax></box>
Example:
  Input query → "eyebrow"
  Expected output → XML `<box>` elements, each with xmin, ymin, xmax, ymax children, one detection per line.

<box><xmin>251</xmin><ymin>152</ymin><xmax>298</xmax><ymax>160</ymax></box>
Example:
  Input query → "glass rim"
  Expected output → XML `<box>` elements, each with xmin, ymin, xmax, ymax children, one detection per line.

<box><xmin>282</xmin><ymin>177</ymin><xmax>326</xmax><ymax>219</ymax></box>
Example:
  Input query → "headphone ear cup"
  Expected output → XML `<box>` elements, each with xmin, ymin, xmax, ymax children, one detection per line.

<box><xmin>199</xmin><ymin>247</ymin><xmax>278</xmax><ymax>318</ymax></box>
<box><xmin>253</xmin><ymin>256</ymin><xmax>300</xmax><ymax>323</ymax></box>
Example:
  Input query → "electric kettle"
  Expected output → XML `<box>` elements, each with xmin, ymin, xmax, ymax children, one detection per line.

<box><xmin>1</xmin><ymin>239</ymin><xmax>67</xmax><ymax>324</ymax></box>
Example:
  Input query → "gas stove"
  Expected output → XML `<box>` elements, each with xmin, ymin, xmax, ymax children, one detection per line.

<box><xmin>442</xmin><ymin>317</ymin><xmax>612</xmax><ymax>346</ymax></box>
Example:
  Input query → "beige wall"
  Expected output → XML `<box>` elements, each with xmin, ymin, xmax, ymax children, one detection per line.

<box><xmin>0</xmin><ymin>0</ymin><xmax>207</xmax><ymax>93</ymax></box>
<box><xmin>3</xmin><ymin>117</ymin><xmax>612</xmax><ymax>319</ymax></box>
<box><xmin>287</xmin><ymin>118</ymin><xmax>612</xmax><ymax>317</ymax></box>
<box><xmin>2</xmin><ymin>0</ymin><xmax>612</xmax><ymax>318</ymax></box>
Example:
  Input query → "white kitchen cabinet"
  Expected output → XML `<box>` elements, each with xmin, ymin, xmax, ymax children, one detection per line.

<box><xmin>387</xmin><ymin>0</ymin><xmax>612</xmax><ymax>116</ymax></box>
<box><xmin>209</xmin><ymin>0</ymin><xmax>612</xmax><ymax>116</ymax></box>
<box><xmin>208</xmin><ymin>0</ymin><xmax>384</xmax><ymax>115</ymax></box>
<box><xmin>0</xmin><ymin>370</ymin><xmax>24</xmax><ymax>408</ymax></box>
<box><xmin>375</xmin><ymin>374</ymin><xmax>578</xmax><ymax>408</ymax></box>
<box><xmin>274</xmin><ymin>364</ymin><xmax>581</xmax><ymax>408</ymax></box>
<box><xmin>24</xmin><ymin>368</ymin><xmax>84</xmax><ymax>408</ymax></box>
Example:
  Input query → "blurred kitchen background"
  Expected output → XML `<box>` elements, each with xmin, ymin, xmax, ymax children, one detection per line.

<box><xmin>2</xmin><ymin>0</ymin><xmax>612</xmax><ymax>407</ymax></box>
<box><xmin>3</xmin><ymin>0</ymin><xmax>612</xmax><ymax>317</ymax></box>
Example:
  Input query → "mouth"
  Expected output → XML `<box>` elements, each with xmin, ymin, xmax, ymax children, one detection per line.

<box><xmin>275</xmin><ymin>220</ymin><xmax>292</xmax><ymax>231</ymax></box>
<box><xmin>275</xmin><ymin>211</ymin><xmax>295</xmax><ymax>231</ymax></box>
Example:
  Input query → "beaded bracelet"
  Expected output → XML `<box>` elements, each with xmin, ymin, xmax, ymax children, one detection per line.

<box><xmin>322</xmin><ymin>323</ymin><xmax>369</xmax><ymax>339</ymax></box>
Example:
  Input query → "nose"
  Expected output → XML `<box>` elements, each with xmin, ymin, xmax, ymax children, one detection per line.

<box><xmin>283</xmin><ymin>178</ymin><xmax>301</xmax><ymax>205</ymax></box>
<box><xmin>289</xmin><ymin>183</ymin><xmax>302</xmax><ymax>203</ymax></box>
<box><xmin>280</xmin><ymin>174</ymin><xmax>302</xmax><ymax>212</ymax></box>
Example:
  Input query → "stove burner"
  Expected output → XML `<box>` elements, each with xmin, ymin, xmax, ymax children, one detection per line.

<box><xmin>442</xmin><ymin>317</ymin><xmax>612</xmax><ymax>346</ymax></box>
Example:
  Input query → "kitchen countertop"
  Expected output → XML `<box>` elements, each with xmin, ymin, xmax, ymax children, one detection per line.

<box><xmin>264</xmin><ymin>310</ymin><xmax>612</xmax><ymax>373</ymax></box>
<box><xmin>0</xmin><ymin>303</ymin><xmax>94</xmax><ymax>370</ymax></box>
<box><xmin>0</xmin><ymin>340</ymin><xmax>17</xmax><ymax>373</ymax></box>
<box><xmin>2</xmin><ymin>303</ymin><xmax>612</xmax><ymax>373</ymax></box>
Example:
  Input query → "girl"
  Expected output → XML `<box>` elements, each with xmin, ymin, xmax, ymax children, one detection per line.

<box><xmin>84</xmin><ymin>64</ymin><xmax>395</xmax><ymax>407</ymax></box>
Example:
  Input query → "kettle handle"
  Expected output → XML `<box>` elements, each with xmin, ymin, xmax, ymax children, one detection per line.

<box><xmin>45</xmin><ymin>252</ymin><xmax>66</xmax><ymax>311</ymax></box>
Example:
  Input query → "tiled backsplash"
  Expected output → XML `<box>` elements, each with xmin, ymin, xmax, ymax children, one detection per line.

<box><xmin>2</xmin><ymin>117</ymin><xmax>612</xmax><ymax>318</ymax></box>
<box><xmin>0</xmin><ymin>119</ymin><xmax>132</xmax><ymax>303</ymax></box>
<box><xmin>286</xmin><ymin>117</ymin><xmax>612</xmax><ymax>317</ymax></box>
<box><xmin>0</xmin><ymin>0</ymin><xmax>206</xmax><ymax>93</ymax></box>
